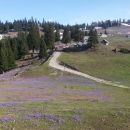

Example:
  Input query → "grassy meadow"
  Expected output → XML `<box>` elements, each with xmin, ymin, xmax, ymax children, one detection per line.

<box><xmin>0</xmin><ymin>83</ymin><xmax>130</xmax><ymax>130</ymax></box>
<box><xmin>0</xmin><ymin>35</ymin><xmax>130</xmax><ymax>130</ymax></box>
<box><xmin>59</xmin><ymin>35</ymin><xmax>130</xmax><ymax>86</ymax></box>
<box><xmin>0</xmin><ymin>60</ymin><xmax>130</xmax><ymax>130</ymax></box>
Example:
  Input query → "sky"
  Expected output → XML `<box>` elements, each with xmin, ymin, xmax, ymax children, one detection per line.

<box><xmin>0</xmin><ymin>0</ymin><xmax>130</xmax><ymax>25</ymax></box>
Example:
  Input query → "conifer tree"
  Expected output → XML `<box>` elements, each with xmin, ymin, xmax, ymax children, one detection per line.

<box><xmin>0</xmin><ymin>42</ymin><xmax>8</xmax><ymax>72</ymax></box>
<box><xmin>5</xmin><ymin>39</ymin><xmax>15</xmax><ymax>68</ymax></box>
<box><xmin>62</xmin><ymin>29</ymin><xmax>71</xmax><ymax>44</ymax></box>
<box><xmin>17</xmin><ymin>32</ymin><xmax>29</xmax><ymax>58</ymax></box>
<box><xmin>9</xmin><ymin>38</ymin><xmax>18</xmax><ymax>60</ymax></box>
<box><xmin>27</xmin><ymin>23</ymin><xmax>40</xmax><ymax>52</ymax></box>
<box><xmin>39</xmin><ymin>37</ymin><xmax>47</xmax><ymax>59</ymax></box>
<box><xmin>44</xmin><ymin>23</ymin><xmax>55</xmax><ymax>49</ymax></box>
<box><xmin>88</xmin><ymin>29</ymin><xmax>99</xmax><ymax>48</ymax></box>
<box><xmin>0</xmin><ymin>40</ymin><xmax>15</xmax><ymax>72</ymax></box>
<box><xmin>55</xmin><ymin>30</ymin><xmax>60</xmax><ymax>42</ymax></box>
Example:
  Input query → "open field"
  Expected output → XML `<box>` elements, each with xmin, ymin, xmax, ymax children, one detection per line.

<box><xmin>101</xmin><ymin>34</ymin><xmax>130</xmax><ymax>49</ymax></box>
<box><xmin>0</xmin><ymin>36</ymin><xmax>130</xmax><ymax>130</ymax></box>
<box><xmin>0</xmin><ymin>60</ymin><xmax>129</xmax><ymax>130</ymax></box>
<box><xmin>59</xmin><ymin>35</ymin><xmax>130</xmax><ymax>86</ymax></box>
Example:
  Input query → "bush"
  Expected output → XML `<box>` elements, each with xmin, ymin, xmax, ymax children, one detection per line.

<box><xmin>119</xmin><ymin>48</ymin><xmax>130</xmax><ymax>54</ymax></box>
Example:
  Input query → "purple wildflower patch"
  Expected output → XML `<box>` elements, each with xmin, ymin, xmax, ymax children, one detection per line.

<box><xmin>0</xmin><ymin>116</ymin><xmax>15</xmax><ymax>122</ymax></box>
<box><xmin>27</xmin><ymin>113</ymin><xmax>63</xmax><ymax>123</ymax></box>
<box><xmin>72</xmin><ymin>115</ymin><xmax>80</xmax><ymax>122</ymax></box>
<box><xmin>0</xmin><ymin>102</ymin><xmax>17</xmax><ymax>107</ymax></box>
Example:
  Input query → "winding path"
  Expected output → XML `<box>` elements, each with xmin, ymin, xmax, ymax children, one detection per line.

<box><xmin>49</xmin><ymin>52</ymin><xmax>129</xmax><ymax>89</ymax></box>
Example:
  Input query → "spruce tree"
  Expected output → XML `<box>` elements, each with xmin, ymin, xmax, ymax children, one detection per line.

<box><xmin>27</xmin><ymin>23</ymin><xmax>40</xmax><ymax>52</ymax></box>
<box><xmin>44</xmin><ymin>23</ymin><xmax>55</xmax><ymax>49</ymax></box>
<box><xmin>39</xmin><ymin>37</ymin><xmax>47</xmax><ymax>59</ymax></box>
<box><xmin>17</xmin><ymin>32</ymin><xmax>29</xmax><ymax>59</ymax></box>
<box><xmin>62</xmin><ymin>29</ymin><xmax>71</xmax><ymax>44</ymax></box>
<box><xmin>88</xmin><ymin>29</ymin><xmax>99</xmax><ymax>48</ymax></box>
<box><xmin>0</xmin><ymin>42</ymin><xmax>8</xmax><ymax>72</ymax></box>
<box><xmin>5</xmin><ymin>39</ymin><xmax>15</xmax><ymax>69</ymax></box>
<box><xmin>9</xmin><ymin>38</ymin><xmax>18</xmax><ymax>60</ymax></box>
<box><xmin>55</xmin><ymin>30</ymin><xmax>60</xmax><ymax>42</ymax></box>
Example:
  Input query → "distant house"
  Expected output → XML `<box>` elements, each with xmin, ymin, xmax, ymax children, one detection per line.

<box><xmin>79</xmin><ymin>27</ymin><xmax>89</xmax><ymax>32</ymax></box>
<box><xmin>94</xmin><ymin>27</ymin><xmax>102</xmax><ymax>30</ymax></box>
<box><xmin>3</xmin><ymin>32</ymin><xmax>18</xmax><ymax>39</ymax></box>
<box><xmin>84</xmin><ymin>36</ymin><xmax>89</xmax><ymax>44</ymax></box>
<box><xmin>100</xmin><ymin>34</ymin><xmax>108</xmax><ymax>38</ymax></box>
<box><xmin>77</xmin><ymin>42</ymin><xmax>83</xmax><ymax>46</ymax></box>
<box><xmin>121</xmin><ymin>23</ymin><xmax>130</xmax><ymax>27</ymax></box>
<box><xmin>59</xmin><ymin>29</ymin><xmax>64</xmax><ymax>40</ymax></box>
<box><xmin>101</xmin><ymin>39</ymin><xmax>110</xmax><ymax>46</ymax></box>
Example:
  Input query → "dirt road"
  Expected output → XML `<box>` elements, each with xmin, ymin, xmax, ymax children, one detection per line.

<box><xmin>49</xmin><ymin>52</ymin><xmax>129</xmax><ymax>89</ymax></box>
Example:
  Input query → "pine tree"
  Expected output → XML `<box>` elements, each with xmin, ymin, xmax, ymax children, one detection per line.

<box><xmin>0</xmin><ymin>40</ymin><xmax>15</xmax><ymax>72</ymax></box>
<box><xmin>9</xmin><ymin>38</ymin><xmax>18</xmax><ymax>60</ymax></box>
<box><xmin>39</xmin><ymin>37</ymin><xmax>47</xmax><ymax>59</ymax></box>
<box><xmin>55</xmin><ymin>30</ymin><xmax>60</xmax><ymax>42</ymax></box>
<box><xmin>5</xmin><ymin>39</ymin><xmax>15</xmax><ymax>69</ymax></box>
<box><xmin>0</xmin><ymin>42</ymin><xmax>8</xmax><ymax>72</ymax></box>
<box><xmin>27</xmin><ymin>23</ymin><xmax>40</xmax><ymax>52</ymax></box>
<box><xmin>62</xmin><ymin>29</ymin><xmax>71</xmax><ymax>44</ymax></box>
<box><xmin>17</xmin><ymin>32</ymin><xmax>29</xmax><ymax>59</ymax></box>
<box><xmin>78</xmin><ymin>31</ymin><xmax>85</xmax><ymax>42</ymax></box>
<box><xmin>44</xmin><ymin>23</ymin><xmax>55</xmax><ymax>49</ymax></box>
<box><xmin>88</xmin><ymin>29</ymin><xmax>99</xmax><ymax>48</ymax></box>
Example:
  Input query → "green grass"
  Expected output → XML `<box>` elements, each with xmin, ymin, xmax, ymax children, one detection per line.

<box><xmin>59</xmin><ymin>35</ymin><xmax>130</xmax><ymax>86</ymax></box>
<box><xmin>23</xmin><ymin>58</ymin><xmax>72</xmax><ymax>78</ymax></box>
<box><xmin>23</xmin><ymin>60</ymin><xmax>62</xmax><ymax>77</ymax></box>
<box><xmin>105</xmin><ymin>35</ymin><xmax>130</xmax><ymax>48</ymax></box>
<box><xmin>1</xmin><ymin>35</ymin><xmax>130</xmax><ymax>130</ymax></box>
<box><xmin>64</xmin><ymin>85</ymin><xmax>91</xmax><ymax>90</ymax></box>
<box><xmin>1</xmin><ymin>84</ymin><xmax>130</xmax><ymax>130</ymax></box>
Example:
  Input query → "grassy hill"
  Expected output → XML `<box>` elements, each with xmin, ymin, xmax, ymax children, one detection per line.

<box><xmin>59</xmin><ymin>35</ymin><xmax>130</xmax><ymax>86</ymax></box>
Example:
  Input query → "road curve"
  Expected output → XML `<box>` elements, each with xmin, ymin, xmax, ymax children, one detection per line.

<box><xmin>49</xmin><ymin>52</ymin><xmax>129</xmax><ymax>89</ymax></box>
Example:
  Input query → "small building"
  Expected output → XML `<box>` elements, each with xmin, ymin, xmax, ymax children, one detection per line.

<box><xmin>84</xmin><ymin>36</ymin><xmax>89</xmax><ymax>44</ymax></box>
<box><xmin>100</xmin><ymin>34</ymin><xmax>108</xmax><ymax>38</ymax></box>
<box><xmin>3</xmin><ymin>32</ymin><xmax>18</xmax><ymax>39</ymax></box>
<box><xmin>59</xmin><ymin>29</ymin><xmax>64</xmax><ymax>40</ymax></box>
<box><xmin>101</xmin><ymin>39</ymin><xmax>110</xmax><ymax>46</ymax></box>
<box><xmin>77</xmin><ymin>42</ymin><xmax>83</xmax><ymax>46</ymax></box>
<box><xmin>94</xmin><ymin>27</ymin><xmax>102</xmax><ymax>30</ymax></box>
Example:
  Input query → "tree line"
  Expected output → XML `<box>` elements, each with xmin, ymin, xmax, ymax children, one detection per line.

<box><xmin>0</xmin><ymin>21</ymin><xmax>56</xmax><ymax>73</ymax></box>
<box><xmin>0</xmin><ymin>18</ymin><xmax>100</xmax><ymax>73</ymax></box>
<box><xmin>91</xmin><ymin>19</ymin><xmax>130</xmax><ymax>29</ymax></box>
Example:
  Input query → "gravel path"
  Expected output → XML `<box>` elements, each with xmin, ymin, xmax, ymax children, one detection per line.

<box><xmin>49</xmin><ymin>52</ymin><xmax>129</xmax><ymax>89</ymax></box>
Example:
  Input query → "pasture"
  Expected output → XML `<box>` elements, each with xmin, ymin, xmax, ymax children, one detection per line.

<box><xmin>59</xmin><ymin>35</ymin><xmax>130</xmax><ymax>86</ymax></box>
<box><xmin>0</xmin><ymin>61</ymin><xmax>130</xmax><ymax>130</ymax></box>
<box><xmin>0</xmin><ymin>35</ymin><xmax>130</xmax><ymax>130</ymax></box>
